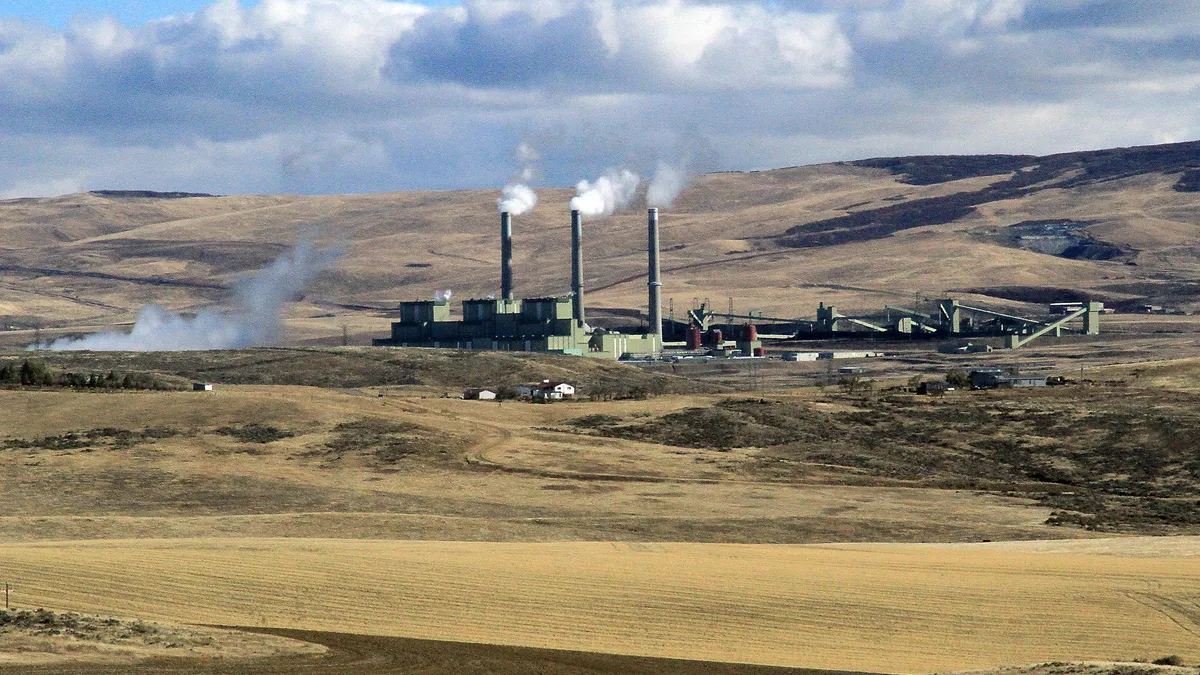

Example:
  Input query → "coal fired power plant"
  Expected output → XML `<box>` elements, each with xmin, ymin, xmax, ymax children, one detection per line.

<box><xmin>373</xmin><ymin>208</ymin><xmax>663</xmax><ymax>360</ymax></box>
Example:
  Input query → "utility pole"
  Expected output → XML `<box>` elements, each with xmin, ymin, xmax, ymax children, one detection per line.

<box><xmin>5</xmin><ymin>582</ymin><xmax>9</xmax><ymax>609</ymax></box>
<box><xmin>341</xmin><ymin>324</ymin><xmax>349</xmax><ymax>347</ymax></box>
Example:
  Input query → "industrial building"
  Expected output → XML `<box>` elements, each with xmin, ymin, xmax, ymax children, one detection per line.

<box><xmin>673</xmin><ymin>297</ymin><xmax>1103</xmax><ymax>351</ymax></box>
<box><xmin>374</xmin><ymin>196</ymin><xmax>1104</xmax><ymax>359</ymax></box>
<box><xmin>374</xmin><ymin>209</ymin><xmax>664</xmax><ymax>359</ymax></box>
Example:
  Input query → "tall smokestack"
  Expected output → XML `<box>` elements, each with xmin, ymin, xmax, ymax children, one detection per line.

<box><xmin>500</xmin><ymin>211</ymin><xmax>514</xmax><ymax>301</ymax></box>
<box><xmin>647</xmin><ymin>208</ymin><xmax>662</xmax><ymax>347</ymax></box>
<box><xmin>571</xmin><ymin>209</ymin><xmax>584</xmax><ymax>325</ymax></box>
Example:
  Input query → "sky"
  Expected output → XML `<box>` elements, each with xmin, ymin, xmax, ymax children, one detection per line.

<box><xmin>0</xmin><ymin>0</ymin><xmax>1197</xmax><ymax>197</ymax></box>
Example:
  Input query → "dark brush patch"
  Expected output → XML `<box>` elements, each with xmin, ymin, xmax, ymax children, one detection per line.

<box><xmin>90</xmin><ymin>190</ymin><xmax>218</xmax><ymax>199</ymax></box>
<box><xmin>952</xmin><ymin>286</ymin><xmax>1098</xmax><ymax>305</ymax></box>
<box><xmin>852</xmin><ymin>154</ymin><xmax>1038</xmax><ymax>185</ymax></box>
<box><xmin>781</xmin><ymin>141</ymin><xmax>1200</xmax><ymax>249</ymax></box>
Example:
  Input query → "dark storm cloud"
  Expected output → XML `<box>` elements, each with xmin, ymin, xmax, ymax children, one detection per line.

<box><xmin>0</xmin><ymin>0</ymin><xmax>1195</xmax><ymax>198</ymax></box>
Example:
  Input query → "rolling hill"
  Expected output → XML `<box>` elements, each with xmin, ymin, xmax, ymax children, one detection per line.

<box><xmin>0</xmin><ymin>140</ymin><xmax>1197</xmax><ymax>346</ymax></box>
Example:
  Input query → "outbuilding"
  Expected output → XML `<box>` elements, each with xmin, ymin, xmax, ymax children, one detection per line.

<box><xmin>781</xmin><ymin>351</ymin><xmax>820</xmax><ymax>362</ymax></box>
<box><xmin>193</xmin><ymin>382</ymin><xmax>214</xmax><ymax>391</ymax></box>
<box><xmin>917</xmin><ymin>381</ymin><xmax>950</xmax><ymax>395</ymax></box>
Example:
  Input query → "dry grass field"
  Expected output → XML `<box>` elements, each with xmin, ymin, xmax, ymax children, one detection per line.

<box><xmin>0</xmin><ymin>383</ymin><xmax>1076</xmax><ymax>543</ymax></box>
<box><xmin>0</xmin><ymin>373</ymin><xmax>1197</xmax><ymax>671</ymax></box>
<box><xmin>0</xmin><ymin>538</ymin><xmax>1197</xmax><ymax>673</ymax></box>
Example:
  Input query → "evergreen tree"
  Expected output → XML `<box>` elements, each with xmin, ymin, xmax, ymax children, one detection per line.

<box><xmin>19</xmin><ymin>360</ymin><xmax>52</xmax><ymax>386</ymax></box>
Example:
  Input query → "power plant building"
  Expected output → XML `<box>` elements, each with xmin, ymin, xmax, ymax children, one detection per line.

<box><xmin>374</xmin><ymin>209</ymin><xmax>663</xmax><ymax>360</ymax></box>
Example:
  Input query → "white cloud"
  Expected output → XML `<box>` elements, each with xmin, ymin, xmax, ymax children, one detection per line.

<box><xmin>0</xmin><ymin>0</ymin><xmax>1194</xmax><ymax>198</ymax></box>
<box><xmin>393</xmin><ymin>0</ymin><xmax>851</xmax><ymax>92</ymax></box>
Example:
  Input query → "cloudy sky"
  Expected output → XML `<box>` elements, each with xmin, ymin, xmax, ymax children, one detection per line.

<box><xmin>0</xmin><ymin>0</ymin><xmax>1197</xmax><ymax>197</ymax></box>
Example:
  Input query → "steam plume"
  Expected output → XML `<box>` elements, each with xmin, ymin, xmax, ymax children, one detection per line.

<box><xmin>40</xmin><ymin>239</ymin><xmax>340</xmax><ymax>351</ymax></box>
<box><xmin>435</xmin><ymin>289</ymin><xmax>453</xmax><ymax>302</ymax></box>
<box><xmin>497</xmin><ymin>184</ymin><xmax>537</xmax><ymax>215</ymax></box>
<box><xmin>569</xmin><ymin>168</ymin><xmax>640</xmax><ymax>217</ymax></box>
<box><xmin>647</xmin><ymin>161</ymin><xmax>689</xmax><ymax>208</ymax></box>
<box><xmin>496</xmin><ymin>141</ymin><xmax>539</xmax><ymax>215</ymax></box>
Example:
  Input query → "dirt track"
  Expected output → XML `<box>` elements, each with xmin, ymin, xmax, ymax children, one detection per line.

<box><xmin>4</xmin><ymin>628</ymin><xmax>866</xmax><ymax>675</ymax></box>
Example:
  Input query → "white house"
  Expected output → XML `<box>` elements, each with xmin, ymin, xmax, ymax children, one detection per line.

<box><xmin>542</xmin><ymin>381</ymin><xmax>575</xmax><ymax>398</ymax></box>
<box><xmin>517</xmin><ymin>380</ymin><xmax>575</xmax><ymax>401</ymax></box>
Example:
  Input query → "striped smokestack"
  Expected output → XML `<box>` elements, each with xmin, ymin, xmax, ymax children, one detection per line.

<box><xmin>500</xmin><ymin>211</ymin><xmax>513</xmax><ymax>301</ymax></box>
<box><xmin>571</xmin><ymin>209</ymin><xmax>584</xmax><ymax>325</ymax></box>
<box><xmin>647</xmin><ymin>208</ymin><xmax>662</xmax><ymax>346</ymax></box>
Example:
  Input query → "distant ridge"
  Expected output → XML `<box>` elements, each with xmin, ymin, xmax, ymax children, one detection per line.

<box><xmin>778</xmin><ymin>139</ymin><xmax>1200</xmax><ymax>248</ymax></box>
<box><xmin>852</xmin><ymin>138</ymin><xmax>1200</xmax><ymax>186</ymax></box>
<box><xmin>91</xmin><ymin>190</ymin><xmax>218</xmax><ymax>199</ymax></box>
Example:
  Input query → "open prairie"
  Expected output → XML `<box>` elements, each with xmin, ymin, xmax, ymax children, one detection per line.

<box><xmin>1</xmin><ymin>368</ymin><xmax>1199</xmax><ymax>671</ymax></box>
<box><xmin>0</xmin><ymin>382</ymin><xmax>1079</xmax><ymax>543</ymax></box>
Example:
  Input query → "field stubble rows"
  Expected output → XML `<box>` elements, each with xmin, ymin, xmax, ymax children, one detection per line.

<box><xmin>0</xmin><ymin>538</ymin><xmax>1197</xmax><ymax>674</ymax></box>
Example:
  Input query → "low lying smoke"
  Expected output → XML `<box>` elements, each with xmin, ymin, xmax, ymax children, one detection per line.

<box><xmin>569</xmin><ymin>168</ymin><xmax>640</xmax><ymax>217</ymax></box>
<box><xmin>496</xmin><ymin>141</ymin><xmax>539</xmax><ymax>215</ymax></box>
<box><xmin>39</xmin><ymin>239</ymin><xmax>340</xmax><ymax>352</ymax></box>
<box><xmin>647</xmin><ymin>161</ymin><xmax>690</xmax><ymax>208</ymax></box>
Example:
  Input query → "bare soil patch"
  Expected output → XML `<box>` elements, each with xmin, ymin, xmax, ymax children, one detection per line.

<box><xmin>0</xmin><ymin>608</ymin><xmax>324</xmax><ymax>666</ymax></box>
<box><xmin>1</xmin><ymin>627</ymin><xmax>852</xmax><ymax>674</ymax></box>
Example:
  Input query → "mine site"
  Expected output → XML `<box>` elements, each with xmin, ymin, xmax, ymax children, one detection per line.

<box><xmin>1</xmin><ymin>2</ymin><xmax>1199</xmax><ymax>674</ymax></box>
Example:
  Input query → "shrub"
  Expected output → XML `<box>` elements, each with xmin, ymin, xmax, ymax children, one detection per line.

<box><xmin>1153</xmin><ymin>656</ymin><xmax>1183</xmax><ymax>666</ymax></box>
<box><xmin>214</xmin><ymin>424</ymin><xmax>294</xmax><ymax>444</ymax></box>
<box><xmin>946</xmin><ymin>369</ymin><xmax>971</xmax><ymax>388</ymax></box>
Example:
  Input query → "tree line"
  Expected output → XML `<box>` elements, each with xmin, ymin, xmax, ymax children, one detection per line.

<box><xmin>0</xmin><ymin>359</ymin><xmax>175</xmax><ymax>390</ymax></box>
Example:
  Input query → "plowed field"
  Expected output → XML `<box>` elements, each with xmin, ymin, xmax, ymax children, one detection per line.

<box><xmin>0</xmin><ymin>538</ymin><xmax>1196</xmax><ymax>673</ymax></box>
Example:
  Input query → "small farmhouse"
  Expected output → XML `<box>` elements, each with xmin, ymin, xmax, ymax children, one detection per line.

<box><xmin>516</xmin><ymin>380</ymin><xmax>576</xmax><ymax>401</ymax></box>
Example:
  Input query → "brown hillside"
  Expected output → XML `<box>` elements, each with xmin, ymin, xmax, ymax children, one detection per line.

<box><xmin>0</xmin><ymin>141</ymin><xmax>1197</xmax><ymax>345</ymax></box>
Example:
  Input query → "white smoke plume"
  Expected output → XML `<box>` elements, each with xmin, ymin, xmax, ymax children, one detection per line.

<box><xmin>497</xmin><ymin>184</ymin><xmax>537</xmax><ymax>215</ymax></box>
<box><xmin>496</xmin><ymin>141</ymin><xmax>539</xmax><ymax>215</ymax></box>
<box><xmin>569</xmin><ymin>168</ymin><xmax>640</xmax><ymax>217</ymax></box>
<box><xmin>40</xmin><ymin>239</ymin><xmax>340</xmax><ymax>351</ymax></box>
<box><xmin>647</xmin><ymin>161</ymin><xmax>690</xmax><ymax>208</ymax></box>
<box><xmin>435</xmin><ymin>289</ymin><xmax>453</xmax><ymax>302</ymax></box>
